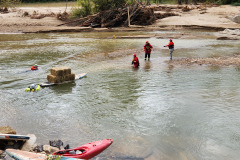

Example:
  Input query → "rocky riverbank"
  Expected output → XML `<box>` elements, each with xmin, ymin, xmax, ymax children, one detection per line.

<box><xmin>0</xmin><ymin>126</ymin><xmax>69</xmax><ymax>160</ymax></box>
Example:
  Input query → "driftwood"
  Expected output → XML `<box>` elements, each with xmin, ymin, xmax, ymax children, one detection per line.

<box><xmin>124</xmin><ymin>4</ymin><xmax>141</xmax><ymax>26</ymax></box>
<box><xmin>59</xmin><ymin>4</ymin><xmax>178</xmax><ymax>28</ymax></box>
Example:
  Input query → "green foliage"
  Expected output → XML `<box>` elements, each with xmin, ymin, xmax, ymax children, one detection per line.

<box><xmin>93</xmin><ymin>0</ymin><xmax>126</xmax><ymax>12</ymax></box>
<box><xmin>232</xmin><ymin>2</ymin><xmax>240</xmax><ymax>5</ymax></box>
<box><xmin>0</xmin><ymin>0</ymin><xmax>21</xmax><ymax>8</ymax></box>
<box><xmin>70</xmin><ymin>0</ymin><xmax>92</xmax><ymax>18</ymax></box>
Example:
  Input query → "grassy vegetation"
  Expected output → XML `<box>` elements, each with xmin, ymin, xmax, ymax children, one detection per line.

<box><xmin>232</xmin><ymin>2</ymin><xmax>240</xmax><ymax>6</ymax></box>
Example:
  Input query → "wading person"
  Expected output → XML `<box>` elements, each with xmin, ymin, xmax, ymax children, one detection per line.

<box><xmin>144</xmin><ymin>41</ymin><xmax>153</xmax><ymax>61</ymax></box>
<box><xmin>164</xmin><ymin>39</ymin><xmax>174</xmax><ymax>60</ymax></box>
<box><xmin>132</xmin><ymin>54</ymin><xmax>139</xmax><ymax>68</ymax></box>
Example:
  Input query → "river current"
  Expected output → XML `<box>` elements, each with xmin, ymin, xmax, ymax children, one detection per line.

<box><xmin>0</xmin><ymin>31</ymin><xmax>240</xmax><ymax>160</ymax></box>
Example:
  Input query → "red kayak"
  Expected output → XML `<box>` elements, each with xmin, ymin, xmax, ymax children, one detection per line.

<box><xmin>52</xmin><ymin>139</ymin><xmax>113</xmax><ymax>159</ymax></box>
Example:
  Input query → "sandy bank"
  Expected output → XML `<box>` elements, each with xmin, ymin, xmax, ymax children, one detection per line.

<box><xmin>0</xmin><ymin>4</ymin><xmax>239</xmax><ymax>34</ymax></box>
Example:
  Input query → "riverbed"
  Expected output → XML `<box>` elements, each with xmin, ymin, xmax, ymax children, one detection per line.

<box><xmin>0</xmin><ymin>31</ymin><xmax>240</xmax><ymax>160</ymax></box>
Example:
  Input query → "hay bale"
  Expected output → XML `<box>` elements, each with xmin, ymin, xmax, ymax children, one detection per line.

<box><xmin>50</xmin><ymin>69</ymin><xmax>63</xmax><ymax>76</ymax></box>
<box><xmin>48</xmin><ymin>66</ymin><xmax>75</xmax><ymax>83</ymax></box>
<box><xmin>47</xmin><ymin>74</ymin><xmax>64</xmax><ymax>83</ymax></box>
<box><xmin>63</xmin><ymin>68</ymin><xmax>71</xmax><ymax>75</ymax></box>
<box><xmin>47</xmin><ymin>74</ymin><xmax>57</xmax><ymax>83</ymax></box>
<box><xmin>50</xmin><ymin>66</ymin><xmax>71</xmax><ymax>76</ymax></box>
<box><xmin>69</xmin><ymin>74</ymin><xmax>75</xmax><ymax>81</ymax></box>
<box><xmin>63</xmin><ymin>75</ymin><xmax>70</xmax><ymax>81</ymax></box>
<box><xmin>47</xmin><ymin>74</ymin><xmax>75</xmax><ymax>83</ymax></box>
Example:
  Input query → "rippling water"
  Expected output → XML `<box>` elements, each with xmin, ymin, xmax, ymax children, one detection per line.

<box><xmin>0</xmin><ymin>31</ymin><xmax>240</xmax><ymax>160</ymax></box>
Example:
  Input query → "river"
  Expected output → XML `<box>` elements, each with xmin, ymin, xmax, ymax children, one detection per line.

<box><xmin>0</xmin><ymin>31</ymin><xmax>240</xmax><ymax>160</ymax></box>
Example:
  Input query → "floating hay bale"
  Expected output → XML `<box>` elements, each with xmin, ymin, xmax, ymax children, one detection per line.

<box><xmin>47</xmin><ymin>74</ymin><xmax>63</xmax><ymax>83</ymax></box>
<box><xmin>48</xmin><ymin>66</ymin><xmax>75</xmax><ymax>83</ymax></box>
<box><xmin>63</xmin><ymin>68</ymin><xmax>71</xmax><ymax>75</ymax></box>
<box><xmin>50</xmin><ymin>66</ymin><xmax>71</xmax><ymax>76</ymax></box>
<box><xmin>69</xmin><ymin>74</ymin><xmax>75</xmax><ymax>81</ymax></box>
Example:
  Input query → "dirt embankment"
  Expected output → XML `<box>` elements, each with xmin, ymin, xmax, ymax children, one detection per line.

<box><xmin>0</xmin><ymin>4</ymin><xmax>239</xmax><ymax>33</ymax></box>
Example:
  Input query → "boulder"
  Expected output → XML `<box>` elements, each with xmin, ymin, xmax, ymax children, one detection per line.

<box><xmin>49</xmin><ymin>140</ymin><xmax>63</xmax><ymax>149</ymax></box>
<box><xmin>43</xmin><ymin>145</ymin><xmax>59</xmax><ymax>154</ymax></box>
<box><xmin>21</xmin><ymin>134</ymin><xmax>37</xmax><ymax>151</ymax></box>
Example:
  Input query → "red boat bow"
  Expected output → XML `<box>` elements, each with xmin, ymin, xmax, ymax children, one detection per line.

<box><xmin>52</xmin><ymin>139</ymin><xmax>113</xmax><ymax>159</ymax></box>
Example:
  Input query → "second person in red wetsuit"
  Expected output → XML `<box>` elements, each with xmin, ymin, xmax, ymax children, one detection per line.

<box><xmin>144</xmin><ymin>41</ymin><xmax>153</xmax><ymax>61</ymax></box>
<box><xmin>164</xmin><ymin>39</ymin><xmax>174</xmax><ymax>60</ymax></box>
<box><xmin>132</xmin><ymin>54</ymin><xmax>139</xmax><ymax>68</ymax></box>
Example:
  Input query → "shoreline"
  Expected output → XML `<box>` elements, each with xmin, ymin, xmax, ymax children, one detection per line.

<box><xmin>0</xmin><ymin>4</ymin><xmax>239</xmax><ymax>34</ymax></box>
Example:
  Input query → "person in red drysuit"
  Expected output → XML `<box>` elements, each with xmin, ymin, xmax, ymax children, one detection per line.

<box><xmin>132</xmin><ymin>54</ymin><xmax>139</xmax><ymax>68</ymax></box>
<box><xmin>164</xmin><ymin>39</ymin><xmax>174</xmax><ymax>60</ymax></box>
<box><xmin>31</xmin><ymin>64</ymin><xmax>38</xmax><ymax>70</ymax></box>
<box><xmin>144</xmin><ymin>41</ymin><xmax>153</xmax><ymax>61</ymax></box>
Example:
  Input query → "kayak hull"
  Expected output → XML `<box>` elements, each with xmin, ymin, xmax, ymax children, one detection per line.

<box><xmin>6</xmin><ymin>149</ymin><xmax>46</xmax><ymax>160</ymax></box>
<box><xmin>52</xmin><ymin>139</ymin><xmax>113</xmax><ymax>159</ymax></box>
<box><xmin>0</xmin><ymin>134</ymin><xmax>30</xmax><ymax>150</ymax></box>
<box><xmin>0</xmin><ymin>134</ymin><xmax>30</xmax><ymax>140</ymax></box>
<box><xmin>75</xmin><ymin>73</ymin><xmax>87</xmax><ymax>79</ymax></box>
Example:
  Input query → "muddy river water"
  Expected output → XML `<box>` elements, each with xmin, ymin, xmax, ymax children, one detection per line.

<box><xmin>0</xmin><ymin>31</ymin><xmax>240</xmax><ymax>160</ymax></box>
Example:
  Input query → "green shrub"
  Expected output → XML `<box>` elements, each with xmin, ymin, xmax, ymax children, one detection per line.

<box><xmin>70</xmin><ymin>0</ymin><xmax>92</xmax><ymax>18</ymax></box>
<box><xmin>70</xmin><ymin>7</ymin><xmax>85</xmax><ymax>18</ymax></box>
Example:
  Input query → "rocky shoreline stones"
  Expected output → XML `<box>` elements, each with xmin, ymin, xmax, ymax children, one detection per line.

<box><xmin>0</xmin><ymin>126</ymin><xmax>70</xmax><ymax>159</ymax></box>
